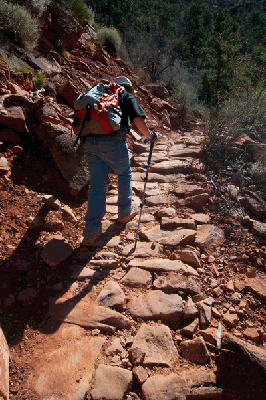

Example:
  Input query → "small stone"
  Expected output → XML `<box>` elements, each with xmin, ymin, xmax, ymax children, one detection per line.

<box><xmin>200</xmin><ymin>327</ymin><xmax>219</xmax><ymax>345</ymax></box>
<box><xmin>0</xmin><ymin>156</ymin><xmax>9</xmax><ymax>175</ymax></box>
<box><xmin>224</xmin><ymin>280</ymin><xmax>235</xmax><ymax>292</ymax></box>
<box><xmin>41</xmin><ymin>195</ymin><xmax>61</xmax><ymax>210</ymax></box>
<box><xmin>231</xmin><ymin>292</ymin><xmax>242</xmax><ymax>304</ymax></box>
<box><xmin>41</xmin><ymin>235</ymin><xmax>73</xmax><ymax>267</ymax></box>
<box><xmin>199</xmin><ymin>303</ymin><xmax>212</xmax><ymax>330</ymax></box>
<box><xmin>133</xmin><ymin>366</ymin><xmax>149</xmax><ymax>384</ymax></box>
<box><xmin>213</xmin><ymin>287</ymin><xmax>223</xmax><ymax>297</ymax></box>
<box><xmin>243</xmin><ymin>328</ymin><xmax>261</xmax><ymax>343</ymax></box>
<box><xmin>246</xmin><ymin>267</ymin><xmax>257</xmax><ymax>278</ymax></box>
<box><xmin>61</xmin><ymin>205</ymin><xmax>76</xmax><ymax>222</ymax></box>
<box><xmin>223</xmin><ymin>312</ymin><xmax>238</xmax><ymax>328</ymax></box>
<box><xmin>106</xmin><ymin>338</ymin><xmax>126</xmax><ymax>357</ymax></box>
<box><xmin>128</xmin><ymin>347</ymin><xmax>145</xmax><ymax>366</ymax></box>
<box><xmin>180</xmin><ymin>318</ymin><xmax>199</xmax><ymax>337</ymax></box>
<box><xmin>17</xmin><ymin>288</ymin><xmax>37</xmax><ymax>307</ymax></box>
<box><xmin>180</xmin><ymin>249</ymin><xmax>201</xmax><ymax>268</ymax></box>
<box><xmin>212</xmin><ymin>307</ymin><xmax>222</xmax><ymax>318</ymax></box>
<box><xmin>97</xmin><ymin>281</ymin><xmax>125</xmax><ymax>310</ymax></box>
<box><xmin>183</xmin><ymin>297</ymin><xmax>198</xmax><ymax>319</ymax></box>
<box><xmin>180</xmin><ymin>337</ymin><xmax>211</xmax><ymax>364</ymax></box>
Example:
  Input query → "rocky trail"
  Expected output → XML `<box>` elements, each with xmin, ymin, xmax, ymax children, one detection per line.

<box><xmin>1</xmin><ymin>23</ymin><xmax>266</xmax><ymax>400</ymax></box>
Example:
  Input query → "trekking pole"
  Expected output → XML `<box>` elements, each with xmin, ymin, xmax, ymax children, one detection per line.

<box><xmin>134</xmin><ymin>130</ymin><xmax>156</xmax><ymax>250</ymax></box>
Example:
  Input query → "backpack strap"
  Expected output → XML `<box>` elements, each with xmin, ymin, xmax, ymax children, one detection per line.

<box><xmin>73</xmin><ymin>105</ymin><xmax>90</xmax><ymax>147</ymax></box>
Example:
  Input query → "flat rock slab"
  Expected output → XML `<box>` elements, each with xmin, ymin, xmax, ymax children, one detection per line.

<box><xmin>191</xmin><ymin>213</ymin><xmax>211</xmax><ymax>224</ymax></box>
<box><xmin>153</xmin><ymin>273</ymin><xmax>202</xmax><ymax>295</ymax></box>
<box><xmin>132</xmin><ymin>324</ymin><xmax>178</xmax><ymax>367</ymax></box>
<box><xmin>246</xmin><ymin>277</ymin><xmax>266</xmax><ymax>300</ymax></box>
<box><xmin>121</xmin><ymin>267</ymin><xmax>152</xmax><ymax>287</ymax></box>
<box><xmin>169</xmin><ymin>145</ymin><xmax>203</xmax><ymax>158</ymax></box>
<box><xmin>49</xmin><ymin>291</ymin><xmax>132</xmax><ymax>332</ymax></box>
<box><xmin>132</xmin><ymin>171</ymin><xmax>186</xmax><ymax>183</ymax></box>
<box><xmin>134</xmin><ymin>153</ymin><xmax>168</xmax><ymax>166</ymax></box>
<box><xmin>140</xmin><ymin>225</ymin><xmax>196</xmax><ymax>246</ymax></box>
<box><xmin>122</xmin><ymin>242</ymin><xmax>161</xmax><ymax>257</ymax></box>
<box><xmin>91</xmin><ymin>365</ymin><xmax>133</xmax><ymax>400</ymax></box>
<box><xmin>128</xmin><ymin>258</ymin><xmax>198</xmax><ymax>275</ymax></box>
<box><xmin>172</xmin><ymin>184</ymin><xmax>205</xmax><ymax>198</ymax></box>
<box><xmin>195</xmin><ymin>224</ymin><xmax>225</xmax><ymax>255</ymax></box>
<box><xmin>180</xmin><ymin>193</ymin><xmax>210</xmax><ymax>209</ymax></box>
<box><xmin>145</xmin><ymin>195</ymin><xmax>178</xmax><ymax>206</ymax></box>
<box><xmin>38</xmin><ymin>122</ymin><xmax>90</xmax><ymax>194</ymax></box>
<box><xmin>251</xmin><ymin>220</ymin><xmax>266</xmax><ymax>239</ymax></box>
<box><xmin>217</xmin><ymin>333</ymin><xmax>266</xmax><ymax>400</ymax></box>
<box><xmin>142</xmin><ymin>373</ymin><xmax>189</xmax><ymax>400</ymax></box>
<box><xmin>132</xmin><ymin>180</ymin><xmax>159</xmax><ymax>193</ymax></box>
<box><xmin>180</xmin><ymin>367</ymin><xmax>217</xmax><ymax>388</ymax></box>
<box><xmin>150</xmin><ymin>159</ymin><xmax>192</xmax><ymax>174</ymax></box>
<box><xmin>0</xmin><ymin>327</ymin><xmax>9</xmax><ymax>400</ymax></box>
<box><xmin>30</xmin><ymin>335</ymin><xmax>105</xmax><ymax>400</ymax></box>
<box><xmin>128</xmin><ymin>290</ymin><xmax>183</xmax><ymax>321</ymax></box>
<box><xmin>161</xmin><ymin>217</ymin><xmax>196</xmax><ymax>229</ymax></box>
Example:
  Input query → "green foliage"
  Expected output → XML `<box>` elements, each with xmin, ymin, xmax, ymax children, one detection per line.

<box><xmin>96</xmin><ymin>27</ymin><xmax>122</xmax><ymax>57</ymax></box>
<box><xmin>0</xmin><ymin>0</ymin><xmax>40</xmax><ymax>49</ymax></box>
<box><xmin>164</xmin><ymin>61</ymin><xmax>206</xmax><ymax>120</ymax></box>
<box><xmin>63</xmin><ymin>0</ymin><xmax>94</xmax><ymax>26</ymax></box>
<box><xmin>25</xmin><ymin>0</ymin><xmax>52</xmax><ymax>17</ymax></box>
<box><xmin>183</xmin><ymin>0</ymin><xmax>212</xmax><ymax>64</ymax></box>
<box><xmin>198</xmin><ymin>9</ymin><xmax>236</xmax><ymax>107</ymax></box>
<box><xmin>205</xmin><ymin>81</ymin><xmax>266</xmax><ymax>154</ymax></box>
<box><xmin>249</xmin><ymin>156</ymin><xmax>266</xmax><ymax>190</ymax></box>
<box><xmin>19</xmin><ymin>65</ymin><xmax>33</xmax><ymax>73</ymax></box>
<box><xmin>33</xmin><ymin>71</ymin><xmax>48</xmax><ymax>89</ymax></box>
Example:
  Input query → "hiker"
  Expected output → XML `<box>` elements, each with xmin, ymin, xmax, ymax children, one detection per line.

<box><xmin>80</xmin><ymin>76</ymin><xmax>157</xmax><ymax>246</ymax></box>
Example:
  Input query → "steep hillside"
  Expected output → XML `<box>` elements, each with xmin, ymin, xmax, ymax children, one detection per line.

<box><xmin>0</xmin><ymin>19</ymin><xmax>266</xmax><ymax>400</ymax></box>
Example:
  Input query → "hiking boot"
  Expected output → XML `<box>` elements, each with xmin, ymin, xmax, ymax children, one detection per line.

<box><xmin>118</xmin><ymin>204</ymin><xmax>138</xmax><ymax>224</ymax></box>
<box><xmin>80</xmin><ymin>227</ymin><xmax>102</xmax><ymax>247</ymax></box>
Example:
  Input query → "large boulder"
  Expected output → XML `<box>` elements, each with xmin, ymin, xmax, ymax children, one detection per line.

<box><xmin>146</xmin><ymin>84</ymin><xmax>169</xmax><ymax>100</ymax></box>
<box><xmin>42</xmin><ymin>3</ymin><xmax>84</xmax><ymax>51</ymax></box>
<box><xmin>217</xmin><ymin>333</ymin><xmax>266</xmax><ymax>400</ymax></box>
<box><xmin>37</xmin><ymin>122</ymin><xmax>90</xmax><ymax>194</ymax></box>
<box><xmin>0</xmin><ymin>105</ymin><xmax>28</xmax><ymax>132</ymax></box>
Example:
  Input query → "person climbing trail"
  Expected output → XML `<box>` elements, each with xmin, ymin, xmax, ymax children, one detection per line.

<box><xmin>78</xmin><ymin>76</ymin><xmax>157</xmax><ymax>246</ymax></box>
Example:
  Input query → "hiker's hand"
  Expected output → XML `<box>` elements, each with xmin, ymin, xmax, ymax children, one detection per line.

<box><xmin>151</xmin><ymin>130</ymin><xmax>157</xmax><ymax>142</ymax></box>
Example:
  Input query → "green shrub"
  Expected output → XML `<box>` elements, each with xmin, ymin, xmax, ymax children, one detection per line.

<box><xmin>26</xmin><ymin>0</ymin><xmax>52</xmax><ymax>18</ymax></box>
<box><xmin>60</xmin><ymin>0</ymin><xmax>94</xmax><ymax>26</ymax></box>
<box><xmin>0</xmin><ymin>1</ymin><xmax>40</xmax><ymax>49</ymax></box>
<box><xmin>33</xmin><ymin>71</ymin><xmax>47</xmax><ymax>89</ymax></box>
<box><xmin>205</xmin><ymin>83</ymin><xmax>266</xmax><ymax>153</ymax></box>
<box><xmin>19</xmin><ymin>65</ymin><xmax>33</xmax><ymax>73</ymax></box>
<box><xmin>164</xmin><ymin>60</ymin><xmax>206</xmax><ymax>120</ymax></box>
<box><xmin>249</xmin><ymin>156</ymin><xmax>266</xmax><ymax>190</ymax></box>
<box><xmin>96</xmin><ymin>27</ymin><xmax>122</xmax><ymax>57</ymax></box>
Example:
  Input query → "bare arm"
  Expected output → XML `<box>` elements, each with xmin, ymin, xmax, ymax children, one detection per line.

<box><xmin>133</xmin><ymin>116</ymin><xmax>153</xmax><ymax>141</ymax></box>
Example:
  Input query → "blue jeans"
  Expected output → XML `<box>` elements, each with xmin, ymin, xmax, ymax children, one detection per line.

<box><xmin>83</xmin><ymin>135</ymin><xmax>132</xmax><ymax>240</ymax></box>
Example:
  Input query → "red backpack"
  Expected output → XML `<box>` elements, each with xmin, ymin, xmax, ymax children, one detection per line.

<box><xmin>72</xmin><ymin>81</ymin><xmax>124</xmax><ymax>145</ymax></box>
